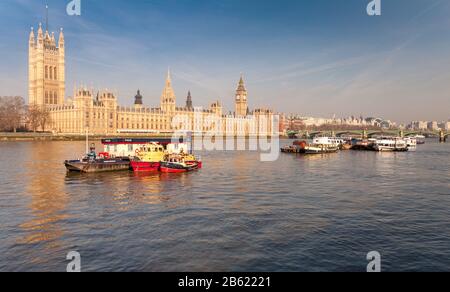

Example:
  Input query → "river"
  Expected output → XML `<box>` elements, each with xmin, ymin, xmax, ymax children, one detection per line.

<box><xmin>0</xmin><ymin>139</ymin><xmax>449</xmax><ymax>271</ymax></box>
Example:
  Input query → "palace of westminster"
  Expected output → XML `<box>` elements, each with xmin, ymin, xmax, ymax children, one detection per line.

<box><xmin>28</xmin><ymin>22</ymin><xmax>275</xmax><ymax>136</ymax></box>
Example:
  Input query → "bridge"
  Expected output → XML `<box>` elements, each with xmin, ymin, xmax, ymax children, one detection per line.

<box><xmin>286</xmin><ymin>129</ymin><xmax>448</xmax><ymax>142</ymax></box>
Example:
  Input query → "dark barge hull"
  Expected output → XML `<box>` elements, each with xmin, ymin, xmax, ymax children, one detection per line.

<box><xmin>65</xmin><ymin>159</ymin><xmax>131</xmax><ymax>173</ymax></box>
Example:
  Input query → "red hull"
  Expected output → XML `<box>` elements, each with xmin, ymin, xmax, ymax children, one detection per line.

<box><xmin>187</xmin><ymin>161</ymin><xmax>202</xmax><ymax>169</ymax></box>
<box><xmin>130</xmin><ymin>161</ymin><xmax>161</xmax><ymax>172</ymax></box>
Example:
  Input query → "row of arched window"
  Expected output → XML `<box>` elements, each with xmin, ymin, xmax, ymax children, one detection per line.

<box><xmin>45</xmin><ymin>91</ymin><xmax>58</xmax><ymax>105</ymax></box>
<box><xmin>45</xmin><ymin>65</ymin><xmax>57</xmax><ymax>80</ymax></box>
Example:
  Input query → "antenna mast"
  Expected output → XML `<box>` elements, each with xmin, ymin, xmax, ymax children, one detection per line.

<box><xmin>45</xmin><ymin>4</ymin><xmax>49</xmax><ymax>32</ymax></box>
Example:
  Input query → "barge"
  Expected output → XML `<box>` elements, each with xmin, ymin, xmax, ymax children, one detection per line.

<box><xmin>65</xmin><ymin>158</ymin><xmax>131</xmax><ymax>173</ymax></box>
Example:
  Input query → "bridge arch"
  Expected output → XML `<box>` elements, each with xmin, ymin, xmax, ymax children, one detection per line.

<box><xmin>367</xmin><ymin>131</ymin><xmax>398</xmax><ymax>138</ymax></box>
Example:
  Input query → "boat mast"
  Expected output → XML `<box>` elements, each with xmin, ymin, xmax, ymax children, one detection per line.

<box><xmin>85</xmin><ymin>128</ymin><xmax>89</xmax><ymax>154</ymax></box>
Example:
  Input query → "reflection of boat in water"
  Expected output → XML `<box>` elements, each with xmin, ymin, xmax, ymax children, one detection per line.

<box><xmin>160</xmin><ymin>155</ymin><xmax>201</xmax><ymax>173</ymax></box>
<box><xmin>373</xmin><ymin>137</ymin><xmax>409</xmax><ymax>152</ymax></box>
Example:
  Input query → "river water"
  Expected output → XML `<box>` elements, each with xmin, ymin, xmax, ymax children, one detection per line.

<box><xmin>0</xmin><ymin>139</ymin><xmax>449</xmax><ymax>272</ymax></box>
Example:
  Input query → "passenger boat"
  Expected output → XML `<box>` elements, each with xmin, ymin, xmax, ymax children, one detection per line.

<box><xmin>303</xmin><ymin>137</ymin><xmax>341</xmax><ymax>154</ymax></box>
<box><xmin>304</xmin><ymin>144</ymin><xmax>339</xmax><ymax>154</ymax></box>
<box><xmin>373</xmin><ymin>137</ymin><xmax>409</xmax><ymax>152</ymax></box>
<box><xmin>414</xmin><ymin>135</ymin><xmax>426</xmax><ymax>145</ymax></box>
<box><xmin>312</xmin><ymin>137</ymin><xmax>344</xmax><ymax>147</ymax></box>
<box><xmin>404</xmin><ymin>137</ymin><xmax>417</xmax><ymax>152</ymax></box>
<box><xmin>160</xmin><ymin>155</ymin><xmax>201</xmax><ymax>173</ymax></box>
<box><xmin>130</xmin><ymin>143</ymin><xmax>166</xmax><ymax>172</ymax></box>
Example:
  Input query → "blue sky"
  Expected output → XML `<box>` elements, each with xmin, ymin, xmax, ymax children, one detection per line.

<box><xmin>0</xmin><ymin>0</ymin><xmax>449</xmax><ymax>122</ymax></box>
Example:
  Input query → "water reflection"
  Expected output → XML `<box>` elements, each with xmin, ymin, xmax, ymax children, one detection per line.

<box><xmin>19</xmin><ymin>142</ymin><xmax>69</xmax><ymax>259</ymax></box>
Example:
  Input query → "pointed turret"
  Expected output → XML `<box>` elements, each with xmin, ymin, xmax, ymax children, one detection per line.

<box><xmin>161</xmin><ymin>68</ymin><xmax>176</xmax><ymax>113</ymax></box>
<box><xmin>236</xmin><ymin>74</ymin><xmax>247</xmax><ymax>96</ymax></box>
<box><xmin>134</xmin><ymin>89</ymin><xmax>143</xmax><ymax>105</ymax></box>
<box><xmin>166</xmin><ymin>68</ymin><xmax>172</xmax><ymax>87</ymax></box>
<box><xmin>29</xmin><ymin>27</ymin><xmax>35</xmax><ymax>45</ymax></box>
<box><xmin>51</xmin><ymin>32</ymin><xmax>56</xmax><ymax>46</ymax></box>
<box><xmin>37</xmin><ymin>23</ymin><xmax>43</xmax><ymax>40</ymax></box>
<box><xmin>186</xmin><ymin>91</ymin><xmax>193</xmax><ymax>109</ymax></box>
<box><xmin>58</xmin><ymin>28</ymin><xmax>64</xmax><ymax>48</ymax></box>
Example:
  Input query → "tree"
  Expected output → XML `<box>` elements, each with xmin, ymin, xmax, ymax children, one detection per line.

<box><xmin>0</xmin><ymin>96</ymin><xmax>25</xmax><ymax>132</ymax></box>
<box><xmin>39</xmin><ymin>107</ymin><xmax>51</xmax><ymax>132</ymax></box>
<box><xmin>27</xmin><ymin>105</ymin><xmax>41</xmax><ymax>132</ymax></box>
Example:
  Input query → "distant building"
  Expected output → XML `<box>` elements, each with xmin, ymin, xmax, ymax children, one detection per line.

<box><xmin>409</xmin><ymin>121</ymin><xmax>428</xmax><ymax>130</ymax></box>
<box><xmin>428</xmin><ymin>121</ymin><xmax>439</xmax><ymax>131</ymax></box>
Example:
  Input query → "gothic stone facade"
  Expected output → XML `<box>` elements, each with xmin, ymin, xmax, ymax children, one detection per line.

<box><xmin>28</xmin><ymin>24</ymin><xmax>274</xmax><ymax>136</ymax></box>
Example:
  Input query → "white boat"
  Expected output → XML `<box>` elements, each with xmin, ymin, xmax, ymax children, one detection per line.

<box><xmin>304</xmin><ymin>144</ymin><xmax>339</xmax><ymax>154</ymax></box>
<box><xmin>374</xmin><ymin>137</ymin><xmax>409</xmax><ymax>152</ymax></box>
<box><xmin>302</xmin><ymin>137</ymin><xmax>342</xmax><ymax>154</ymax></box>
<box><xmin>312</xmin><ymin>137</ymin><xmax>344</xmax><ymax>147</ymax></box>
<box><xmin>404</xmin><ymin>137</ymin><xmax>417</xmax><ymax>152</ymax></box>
<box><xmin>413</xmin><ymin>135</ymin><xmax>426</xmax><ymax>145</ymax></box>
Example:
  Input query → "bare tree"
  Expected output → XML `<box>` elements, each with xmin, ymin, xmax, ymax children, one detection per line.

<box><xmin>39</xmin><ymin>107</ymin><xmax>51</xmax><ymax>132</ymax></box>
<box><xmin>0</xmin><ymin>97</ymin><xmax>5</xmax><ymax>131</ymax></box>
<box><xmin>0</xmin><ymin>96</ymin><xmax>25</xmax><ymax>132</ymax></box>
<box><xmin>27</xmin><ymin>104</ymin><xmax>42</xmax><ymax>132</ymax></box>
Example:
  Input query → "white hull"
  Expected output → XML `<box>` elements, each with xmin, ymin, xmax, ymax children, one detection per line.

<box><xmin>304</xmin><ymin>145</ymin><xmax>339</xmax><ymax>154</ymax></box>
<box><xmin>374</xmin><ymin>137</ymin><xmax>409</xmax><ymax>152</ymax></box>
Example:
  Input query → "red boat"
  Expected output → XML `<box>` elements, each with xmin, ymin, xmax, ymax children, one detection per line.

<box><xmin>130</xmin><ymin>161</ymin><xmax>161</xmax><ymax>172</ymax></box>
<box><xmin>130</xmin><ymin>143</ymin><xmax>166</xmax><ymax>172</ymax></box>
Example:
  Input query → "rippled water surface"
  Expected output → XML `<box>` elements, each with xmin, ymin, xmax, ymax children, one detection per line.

<box><xmin>0</xmin><ymin>140</ymin><xmax>449</xmax><ymax>272</ymax></box>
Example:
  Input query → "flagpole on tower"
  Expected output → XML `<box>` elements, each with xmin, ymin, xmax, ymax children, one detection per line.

<box><xmin>45</xmin><ymin>4</ymin><xmax>49</xmax><ymax>32</ymax></box>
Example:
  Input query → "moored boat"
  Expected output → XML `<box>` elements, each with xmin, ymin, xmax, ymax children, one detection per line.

<box><xmin>414</xmin><ymin>135</ymin><xmax>426</xmax><ymax>145</ymax></box>
<box><xmin>65</xmin><ymin>143</ymin><xmax>131</xmax><ymax>173</ymax></box>
<box><xmin>373</xmin><ymin>137</ymin><xmax>409</xmax><ymax>152</ymax></box>
<box><xmin>404</xmin><ymin>137</ymin><xmax>417</xmax><ymax>152</ymax></box>
<box><xmin>130</xmin><ymin>143</ymin><xmax>166</xmax><ymax>172</ymax></box>
<box><xmin>160</xmin><ymin>155</ymin><xmax>201</xmax><ymax>173</ymax></box>
<box><xmin>281</xmin><ymin>140</ymin><xmax>307</xmax><ymax>153</ymax></box>
<box><xmin>65</xmin><ymin>158</ymin><xmax>131</xmax><ymax>173</ymax></box>
<box><xmin>304</xmin><ymin>144</ymin><xmax>339</xmax><ymax>154</ymax></box>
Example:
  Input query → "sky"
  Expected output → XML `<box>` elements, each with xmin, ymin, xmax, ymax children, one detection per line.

<box><xmin>0</xmin><ymin>0</ymin><xmax>449</xmax><ymax>123</ymax></box>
